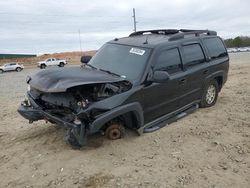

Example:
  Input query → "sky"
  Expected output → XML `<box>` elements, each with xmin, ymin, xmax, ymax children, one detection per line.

<box><xmin>0</xmin><ymin>0</ymin><xmax>250</xmax><ymax>54</ymax></box>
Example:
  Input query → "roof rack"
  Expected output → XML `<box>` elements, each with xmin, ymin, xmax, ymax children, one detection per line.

<box><xmin>129</xmin><ymin>29</ymin><xmax>217</xmax><ymax>41</ymax></box>
<box><xmin>168</xmin><ymin>29</ymin><xmax>217</xmax><ymax>41</ymax></box>
<box><xmin>129</xmin><ymin>29</ymin><xmax>179</xmax><ymax>37</ymax></box>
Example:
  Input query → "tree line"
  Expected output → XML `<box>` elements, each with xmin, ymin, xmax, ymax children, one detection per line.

<box><xmin>224</xmin><ymin>36</ymin><xmax>250</xmax><ymax>48</ymax></box>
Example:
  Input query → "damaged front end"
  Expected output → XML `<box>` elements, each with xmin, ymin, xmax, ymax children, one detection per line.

<box><xmin>18</xmin><ymin>79</ymin><xmax>132</xmax><ymax>146</ymax></box>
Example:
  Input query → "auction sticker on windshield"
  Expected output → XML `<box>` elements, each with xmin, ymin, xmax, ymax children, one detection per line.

<box><xmin>129</xmin><ymin>48</ymin><xmax>145</xmax><ymax>56</ymax></box>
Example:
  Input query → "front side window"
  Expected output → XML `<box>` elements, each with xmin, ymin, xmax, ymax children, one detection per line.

<box><xmin>154</xmin><ymin>48</ymin><xmax>182</xmax><ymax>74</ymax></box>
<box><xmin>203</xmin><ymin>37</ymin><xmax>227</xmax><ymax>59</ymax></box>
<box><xmin>183</xmin><ymin>43</ymin><xmax>205</xmax><ymax>67</ymax></box>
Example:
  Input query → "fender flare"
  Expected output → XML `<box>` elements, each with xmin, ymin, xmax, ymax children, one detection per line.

<box><xmin>202</xmin><ymin>70</ymin><xmax>225</xmax><ymax>93</ymax></box>
<box><xmin>88</xmin><ymin>102</ymin><xmax>144</xmax><ymax>134</ymax></box>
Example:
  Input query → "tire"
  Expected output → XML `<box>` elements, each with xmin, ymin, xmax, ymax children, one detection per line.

<box><xmin>0</xmin><ymin>69</ymin><xmax>3</xmax><ymax>74</ymax></box>
<box><xmin>65</xmin><ymin>128</ymin><xmax>81</xmax><ymax>147</ymax></box>
<box><xmin>40</xmin><ymin>64</ymin><xmax>46</xmax><ymax>69</ymax></box>
<box><xmin>16</xmin><ymin>67</ymin><xmax>22</xmax><ymax>72</ymax></box>
<box><xmin>200</xmin><ymin>80</ymin><xmax>219</xmax><ymax>108</ymax></box>
<box><xmin>59</xmin><ymin>62</ymin><xmax>64</xmax><ymax>67</ymax></box>
<box><xmin>105</xmin><ymin>122</ymin><xmax>125</xmax><ymax>140</ymax></box>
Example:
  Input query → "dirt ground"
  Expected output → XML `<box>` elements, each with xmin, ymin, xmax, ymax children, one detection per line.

<box><xmin>0</xmin><ymin>53</ymin><xmax>249</xmax><ymax>188</ymax></box>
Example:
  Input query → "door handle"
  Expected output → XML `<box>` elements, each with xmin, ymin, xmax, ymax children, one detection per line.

<box><xmin>179</xmin><ymin>78</ymin><xmax>187</xmax><ymax>85</ymax></box>
<box><xmin>203</xmin><ymin>69</ymin><xmax>209</xmax><ymax>75</ymax></box>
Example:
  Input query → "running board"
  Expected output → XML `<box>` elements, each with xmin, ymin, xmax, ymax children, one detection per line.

<box><xmin>141</xmin><ymin>102</ymin><xmax>199</xmax><ymax>134</ymax></box>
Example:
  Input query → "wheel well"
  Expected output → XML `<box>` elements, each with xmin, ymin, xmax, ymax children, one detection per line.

<box><xmin>102</xmin><ymin>112</ymin><xmax>140</xmax><ymax>131</ymax></box>
<box><xmin>122</xmin><ymin>112</ymin><xmax>140</xmax><ymax>129</ymax></box>
<box><xmin>214</xmin><ymin>76</ymin><xmax>223</xmax><ymax>91</ymax></box>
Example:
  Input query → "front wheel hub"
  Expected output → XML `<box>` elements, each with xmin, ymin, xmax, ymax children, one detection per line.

<box><xmin>105</xmin><ymin>122</ymin><xmax>125</xmax><ymax>140</ymax></box>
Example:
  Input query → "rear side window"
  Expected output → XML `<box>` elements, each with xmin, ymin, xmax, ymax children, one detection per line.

<box><xmin>203</xmin><ymin>37</ymin><xmax>227</xmax><ymax>59</ymax></box>
<box><xmin>154</xmin><ymin>48</ymin><xmax>182</xmax><ymax>74</ymax></box>
<box><xmin>183</xmin><ymin>43</ymin><xmax>205</xmax><ymax>67</ymax></box>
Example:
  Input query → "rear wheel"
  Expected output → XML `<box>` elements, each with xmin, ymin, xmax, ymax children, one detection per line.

<box><xmin>40</xmin><ymin>64</ymin><xmax>46</xmax><ymax>69</ymax></box>
<box><xmin>16</xmin><ymin>67</ymin><xmax>22</xmax><ymax>72</ymax></box>
<box><xmin>200</xmin><ymin>80</ymin><xmax>219</xmax><ymax>108</ymax></box>
<box><xmin>59</xmin><ymin>62</ymin><xmax>64</xmax><ymax>67</ymax></box>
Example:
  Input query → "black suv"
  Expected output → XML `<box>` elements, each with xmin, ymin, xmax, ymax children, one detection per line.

<box><xmin>18</xmin><ymin>29</ymin><xmax>229</xmax><ymax>146</ymax></box>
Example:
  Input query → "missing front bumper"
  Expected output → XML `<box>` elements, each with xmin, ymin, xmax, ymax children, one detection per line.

<box><xmin>18</xmin><ymin>105</ymin><xmax>44</xmax><ymax>122</ymax></box>
<box><xmin>18</xmin><ymin>102</ymin><xmax>87</xmax><ymax>146</ymax></box>
<box><xmin>17</xmin><ymin>103</ymin><xmax>77</xmax><ymax>129</ymax></box>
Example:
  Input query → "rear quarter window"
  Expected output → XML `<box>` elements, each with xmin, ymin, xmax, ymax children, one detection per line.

<box><xmin>203</xmin><ymin>37</ymin><xmax>227</xmax><ymax>59</ymax></box>
<box><xmin>182</xmin><ymin>43</ymin><xmax>205</xmax><ymax>67</ymax></box>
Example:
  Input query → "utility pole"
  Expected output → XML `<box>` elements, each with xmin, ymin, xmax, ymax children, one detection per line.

<box><xmin>78</xmin><ymin>29</ymin><xmax>82</xmax><ymax>53</ymax></box>
<box><xmin>132</xmin><ymin>8</ymin><xmax>137</xmax><ymax>32</ymax></box>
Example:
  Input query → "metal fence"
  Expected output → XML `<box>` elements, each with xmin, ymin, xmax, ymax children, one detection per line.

<box><xmin>0</xmin><ymin>54</ymin><xmax>36</xmax><ymax>59</ymax></box>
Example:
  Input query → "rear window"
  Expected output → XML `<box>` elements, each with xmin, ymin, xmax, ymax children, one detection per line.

<box><xmin>183</xmin><ymin>43</ymin><xmax>205</xmax><ymax>67</ymax></box>
<box><xmin>203</xmin><ymin>37</ymin><xmax>227</xmax><ymax>59</ymax></box>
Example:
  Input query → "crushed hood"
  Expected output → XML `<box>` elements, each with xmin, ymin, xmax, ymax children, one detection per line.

<box><xmin>28</xmin><ymin>66</ymin><xmax>126</xmax><ymax>93</ymax></box>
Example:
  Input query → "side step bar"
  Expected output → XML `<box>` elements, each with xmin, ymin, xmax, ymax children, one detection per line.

<box><xmin>141</xmin><ymin>102</ymin><xmax>199</xmax><ymax>134</ymax></box>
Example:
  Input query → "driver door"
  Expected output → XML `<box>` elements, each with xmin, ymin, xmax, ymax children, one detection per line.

<box><xmin>46</xmin><ymin>59</ymin><xmax>51</xmax><ymax>66</ymax></box>
<box><xmin>4</xmin><ymin>64</ymin><xmax>12</xmax><ymax>71</ymax></box>
<box><xmin>142</xmin><ymin>47</ymin><xmax>186</xmax><ymax>123</ymax></box>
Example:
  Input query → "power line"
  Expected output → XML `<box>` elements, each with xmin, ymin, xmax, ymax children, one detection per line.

<box><xmin>0</xmin><ymin>11</ymin><xmax>129</xmax><ymax>18</ymax></box>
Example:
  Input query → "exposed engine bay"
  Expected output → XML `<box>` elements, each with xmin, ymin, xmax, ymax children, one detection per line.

<box><xmin>31</xmin><ymin>80</ymin><xmax>132</xmax><ymax>115</ymax></box>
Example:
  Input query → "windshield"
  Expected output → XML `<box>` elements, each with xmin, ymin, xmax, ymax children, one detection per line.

<box><xmin>89</xmin><ymin>43</ymin><xmax>151</xmax><ymax>80</ymax></box>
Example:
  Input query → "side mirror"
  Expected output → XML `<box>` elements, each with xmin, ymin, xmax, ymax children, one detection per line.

<box><xmin>152</xmin><ymin>70</ymin><xmax>170</xmax><ymax>83</ymax></box>
<box><xmin>80</xmin><ymin>56</ymin><xmax>92</xmax><ymax>64</ymax></box>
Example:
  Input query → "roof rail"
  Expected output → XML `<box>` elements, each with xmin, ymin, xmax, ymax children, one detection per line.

<box><xmin>168</xmin><ymin>29</ymin><xmax>217</xmax><ymax>41</ymax></box>
<box><xmin>129</xmin><ymin>29</ymin><xmax>217</xmax><ymax>41</ymax></box>
<box><xmin>129</xmin><ymin>29</ymin><xmax>179</xmax><ymax>37</ymax></box>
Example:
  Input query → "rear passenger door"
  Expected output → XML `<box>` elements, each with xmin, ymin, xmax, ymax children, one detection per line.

<box><xmin>10</xmin><ymin>63</ymin><xmax>17</xmax><ymax>71</ymax></box>
<box><xmin>142</xmin><ymin>47</ymin><xmax>186</xmax><ymax>123</ymax></box>
<box><xmin>179</xmin><ymin>42</ymin><xmax>208</xmax><ymax>107</ymax></box>
<box><xmin>51</xmin><ymin>58</ymin><xmax>57</xmax><ymax>65</ymax></box>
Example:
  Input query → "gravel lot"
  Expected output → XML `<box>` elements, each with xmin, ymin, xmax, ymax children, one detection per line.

<box><xmin>0</xmin><ymin>53</ymin><xmax>250</xmax><ymax>187</ymax></box>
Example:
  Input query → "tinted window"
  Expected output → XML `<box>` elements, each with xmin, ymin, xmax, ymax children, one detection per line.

<box><xmin>204</xmin><ymin>37</ymin><xmax>227</xmax><ymax>59</ymax></box>
<box><xmin>89</xmin><ymin>44</ymin><xmax>151</xmax><ymax>80</ymax></box>
<box><xmin>183</xmin><ymin>44</ymin><xmax>205</xmax><ymax>67</ymax></box>
<box><xmin>154</xmin><ymin>48</ymin><xmax>182</xmax><ymax>74</ymax></box>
